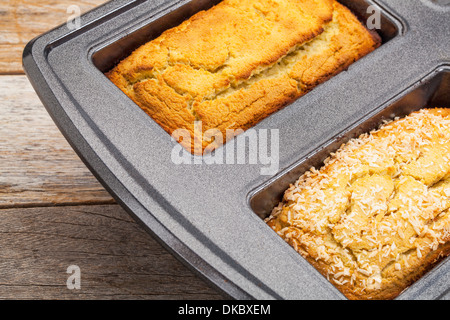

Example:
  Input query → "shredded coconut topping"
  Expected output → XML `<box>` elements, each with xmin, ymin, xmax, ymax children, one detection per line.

<box><xmin>266</xmin><ymin>109</ymin><xmax>450</xmax><ymax>299</ymax></box>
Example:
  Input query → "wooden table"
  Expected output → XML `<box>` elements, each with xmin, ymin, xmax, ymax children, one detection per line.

<box><xmin>0</xmin><ymin>0</ymin><xmax>224</xmax><ymax>300</ymax></box>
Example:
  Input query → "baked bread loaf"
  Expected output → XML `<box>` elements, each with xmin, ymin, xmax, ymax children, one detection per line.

<box><xmin>107</xmin><ymin>0</ymin><xmax>381</xmax><ymax>154</ymax></box>
<box><xmin>266</xmin><ymin>108</ymin><xmax>450</xmax><ymax>300</ymax></box>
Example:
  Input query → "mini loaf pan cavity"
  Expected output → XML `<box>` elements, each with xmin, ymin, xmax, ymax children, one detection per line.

<box><xmin>250</xmin><ymin>67</ymin><xmax>450</xmax><ymax>299</ymax></box>
<box><xmin>94</xmin><ymin>0</ymin><xmax>401</xmax><ymax>155</ymax></box>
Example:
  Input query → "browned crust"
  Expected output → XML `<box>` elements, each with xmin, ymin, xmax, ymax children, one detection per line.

<box><xmin>267</xmin><ymin>108</ymin><xmax>450</xmax><ymax>300</ymax></box>
<box><xmin>108</xmin><ymin>0</ymin><xmax>380</xmax><ymax>154</ymax></box>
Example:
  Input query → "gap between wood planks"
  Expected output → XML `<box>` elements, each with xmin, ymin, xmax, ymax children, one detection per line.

<box><xmin>0</xmin><ymin>75</ymin><xmax>115</xmax><ymax>208</ymax></box>
<box><xmin>0</xmin><ymin>204</ymin><xmax>225</xmax><ymax>299</ymax></box>
<box><xmin>1</xmin><ymin>0</ymin><xmax>114</xmax><ymax>207</ymax></box>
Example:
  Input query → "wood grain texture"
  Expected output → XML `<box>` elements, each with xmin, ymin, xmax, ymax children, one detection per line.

<box><xmin>0</xmin><ymin>75</ymin><xmax>114</xmax><ymax>208</ymax></box>
<box><xmin>1</xmin><ymin>0</ymin><xmax>108</xmax><ymax>74</ymax></box>
<box><xmin>0</xmin><ymin>205</ymin><xmax>225</xmax><ymax>299</ymax></box>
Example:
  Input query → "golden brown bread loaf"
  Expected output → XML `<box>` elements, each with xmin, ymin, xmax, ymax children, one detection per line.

<box><xmin>266</xmin><ymin>108</ymin><xmax>450</xmax><ymax>300</ymax></box>
<box><xmin>107</xmin><ymin>0</ymin><xmax>381</xmax><ymax>154</ymax></box>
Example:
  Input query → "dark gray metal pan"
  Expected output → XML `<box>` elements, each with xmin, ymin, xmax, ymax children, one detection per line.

<box><xmin>22</xmin><ymin>0</ymin><xmax>450</xmax><ymax>299</ymax></box>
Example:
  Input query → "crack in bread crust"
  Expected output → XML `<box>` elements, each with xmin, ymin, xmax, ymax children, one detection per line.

<box><xmin>107</xmin><ymin>0</ymin><xmax>380</xmax><ymax>154</ymax></box>
<box><xmin>266</xmin><ymin>108</ymin><xmax>450</xmax><ymax>300</ymax></box>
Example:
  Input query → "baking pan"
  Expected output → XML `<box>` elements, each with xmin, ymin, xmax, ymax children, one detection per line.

<box><xmin>22</xmin><ymin>0</ymin><xmax>450</xmax><ymax>299</ymax></box>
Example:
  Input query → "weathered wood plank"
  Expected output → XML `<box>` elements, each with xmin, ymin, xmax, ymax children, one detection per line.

<box><xmin>0</xmin><ymin>204</ymin><xmax>224</xmax><ymax>299</ymax></box>
<box><xmin>1</xmin><ymin>0</ymin><xmax>108</xmax><ymax>74</ymax></box>
<box><xmin>0</xmin><ymin>75</ymin><xmax>114</xmax><ymax>207</ymax></box>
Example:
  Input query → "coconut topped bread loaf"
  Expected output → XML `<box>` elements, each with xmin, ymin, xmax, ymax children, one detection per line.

<box><xmin>107</xmin><ymin>0</ymin><xmax>380</xmax><ymax>154</ymax></box>
<box><xmin>266</xmin><ymin>108</ymin><xmax>450</xmax><ymax>300</ymax></box>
